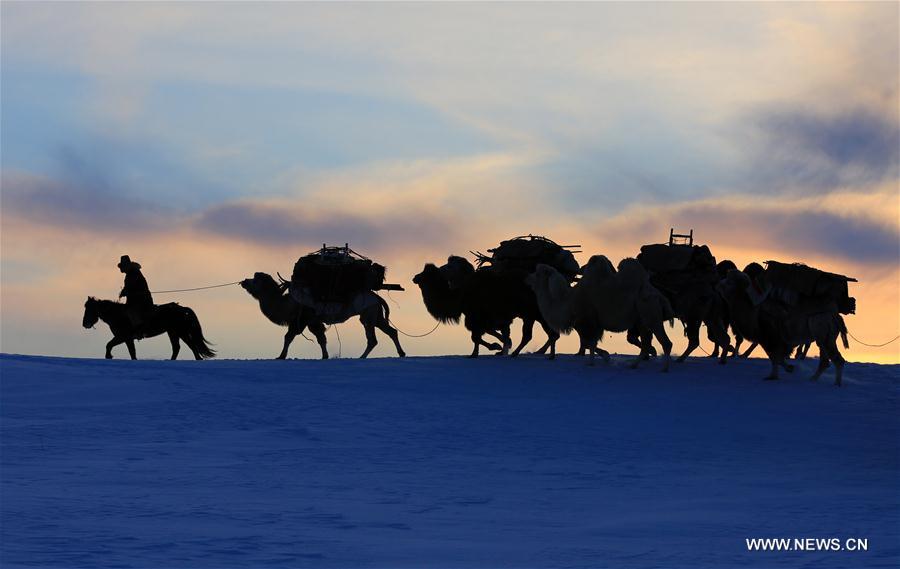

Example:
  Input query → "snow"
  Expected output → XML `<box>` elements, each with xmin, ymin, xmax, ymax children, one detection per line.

<box><xmin>1</xmin><ymin>353</ymin><xmax>898</xmax><ymax>568</ymax></box>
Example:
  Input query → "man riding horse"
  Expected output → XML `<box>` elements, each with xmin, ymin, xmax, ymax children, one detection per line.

<box><xmin>118</xmin><ymin>255</ymin><xmax>155</xmax><ymax>327</ymax></box>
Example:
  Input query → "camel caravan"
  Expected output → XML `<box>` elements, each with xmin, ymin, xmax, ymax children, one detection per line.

<box><xmin>83</xmin><ymin>231</ymin><xmax>857</xmax><ymax>384</ymax></box>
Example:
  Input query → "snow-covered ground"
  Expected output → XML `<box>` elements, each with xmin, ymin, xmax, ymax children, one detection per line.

<box><xmin>1</xmin><ymin>353</ymin><xmax>898</xmax><ymax>568</ymax></box>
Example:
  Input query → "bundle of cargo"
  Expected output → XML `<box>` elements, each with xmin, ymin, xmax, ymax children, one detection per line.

<box><xmin>472</xmin><ymin>235</ymin><xmax>581</xmax><ymax>282</ymax></box>
<box><xmin>637</xmin><ymin>243</ymin><xmax>718</xmax><ymax>295</ymax></box>
<box><xmin>289</xmin><ymin>244</ymin><xmax>402</xmax><ymax>307</ymax></box>
<box><xmin>764</xmin><ymin>260</ymin><xmax>856</xmax><ymax>314</ymax></box>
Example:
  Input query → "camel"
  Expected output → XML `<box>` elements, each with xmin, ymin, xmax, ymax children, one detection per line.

<box><xmin>717</xmin><ymin>270</ymin><xmax>847</xmax><ymax>385</ymax></box>
<box><xmin>244</xmin><ymin>271</ymin><xmax>405</xmax><ymax>359</ymax></box>
<box><xmin>527</xmin><ymin>256</ymin><xmax>673</xmax><ymax>370</ymax></box>
<box><xmin>83</xmin><ymin>297</ymin><xmax>215</xmax><ymax>360</ymax></box>
<box><xmin>240</xmin><ymin>272</ymin><xmax>328</xmax><ymax>359</ymax></box>
<box><xmin>413</xmin><ymin>256</ymin><xmax>558</xmax><ymax>358</ymax></box>
<box><xmin>709</xmin><ymin>259</ymin><xmax>746</xmax><ymax>360</ymax></box>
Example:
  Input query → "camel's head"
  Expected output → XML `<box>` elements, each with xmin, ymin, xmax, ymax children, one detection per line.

<box><xmin>716</xmin><ymin>260</ymin><xmax>738</xmax><ymax>281</ymax></box>
<box><xmin>442</xmin><ymin>255</ymin><xmax>475</xmax><ymax>289</ymax></box>
<box><xmin>412</xmin><ymin>263</ymin><xmax>444</xmax><ymax>287</ymax></box>
<box><xmin>82</xmin><ymin>297</ymin><xmax>100</xmax><ymax>329</ymax></box>
<box><xmin>616</xmin><ymin>257</ymin><xmax>649</xmax><ymax>287</ymax></box>
<box><xmin>526</xmin><ymin>264</ymin><xmax>557</xmax><ymax>292</ymax></box>
<box><xmin>717</xmin><ymin>270</ymin><xmax>751</xmax><ymax>302</ymax></box>
<box><xmin>240</xmin><ymin>272</ymin><xmax>283</xmax><ymax>299</ymax></box>
<box><xmin>581</xmin><ymin>255</ymin><xmax>616</xmax><ymax>279</ymax></box>
<box><xmin>743</xmin><ymin>262</ymin><xmax>765</xmax><ymax>279</ymax></box>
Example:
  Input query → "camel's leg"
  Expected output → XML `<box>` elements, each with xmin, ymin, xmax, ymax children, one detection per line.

<box><xmin>651</xmin><ymin>323</ymin><xmax>673</xmax><ymax>373</ymax></box>
<box><xmin>588</xmin><ymin>343</ymin><xmax>596</xmax><ymax>367</ymax></box>
<box><xmin>498</xmin><ymin>325</ymin><xmax>512</xmax><ymax>356</ymax></box>
<box><xmin>709</xmin><ymin>345</ymin><xmax>720</xmax><ymax>358</ymax></box>
<box><xmin>763</xmin><ymin>349</ymin><xmax>781</xmax><ymax>380</ymax></box>
<box><xmin>706</xmin><ymin>319</ymin><xmax>731</xmax><ymax>365</ymax></box>
<box><xmin>310</xmin><ymin>323</ymin><xmax>329</xmax><ymax>360</ymax></box>
<box><xmin>375</xmin><ymin>312</ymin><xmax>406</xmax><ymax>357</ymax></box>
<box><xmin>629</xmin><ymin>331</ymin><xmax>648</xmax><ymax>369</ymax></box>
<box><xmin>278</xmin><ymin>321</ymin><xmax>299</xmax><ymax>360</ymax></box>
<box><xmin>676</xmin><ymin>320</ymin><xmax>700</xmax><ymax>362</ymax></box>
<box><xmin>360</xmin><ymin>320</ymin><xmax>378</xmax><ymax>359</ymax></box>
<box><xmin>482</xmin><ymin>331</ymin><xmax>504</xmax><ymax>352</ymax></box>
<box><xmin>534</xmin><ymin>321</ymin><xmax>556</xmax><ymax>357</ymax></box>
<box><xmin>105</xmin><ymin>337</ymin><xmax>126</xmax><ymax>359</ymax></box>
<box><xmin>741</xmin><ymin>342</ymin><xmax>758</xmax><ymax>358</ymax></box>
<box><xmin>627</xmin><ymin>326</ymin><xmax>655</xmax><ymax>359</ymax></box>
<box><xmin>810</xmin><ymin>342</ymin><xmax>829</xmax><ymax>382</ymax></box>
<box><xmin>125</xmin><ymin>339</ymin><xmax>137</xmax><ymax>360</ymax></box>
<box><xmin>732</xmin><ymin>334</ymin><xmax>744</xmax><ymax>357</ymax></box>
<box><xmin>831</xmin><ymin>345</ymin><xmax>845</xmax><ymax>387</ymax></box>
<box><xmin>168</xmin><ymin>331</ymin><xmax>181</xmax><ymax>360</ymax></box>
<box><xmin>511</xmin><ymin>318</ymin><xmax>534</xmax><ymax>357</ymax></box>
<box><xmin>469</xmin><ymin>331</ymin><xmax>482</xmax><ymax>358</ymax></box>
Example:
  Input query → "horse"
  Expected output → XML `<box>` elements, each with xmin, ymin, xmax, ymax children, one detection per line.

<box><xmin>82</xmin><ymin>297</ymin><xmax>216</xmax><ymax>360</ymax></box>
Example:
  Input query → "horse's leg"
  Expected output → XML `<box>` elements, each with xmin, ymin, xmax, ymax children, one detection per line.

<box><xmin>125</xmin><ymin>339</ymin><xmax>137</xmax><ymax>360</ymax></box>
<box><xmin>676</xmin><ymin>320</ymin><xmax>700</xmax><ymax>362</ymax></box>
<box><xmin>105</xmin><ymin>337</ymin><xmax>125</xmax><ymax>359</ymax></box>
<box><xmin>374</xmin><ymin>311</ymin><xmax>406</xmax><ymax>357</ymax></box>
<box><xmin>168</xmin><ymin>331</ymin><xmax>180</xmax><ymax>360</ymax></box>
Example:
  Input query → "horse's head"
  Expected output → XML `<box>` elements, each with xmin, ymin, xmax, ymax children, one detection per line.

<box><xmin>83</xmin><ymin>297</ymin><xmax>100</xmax><ymax>329</ymax></box>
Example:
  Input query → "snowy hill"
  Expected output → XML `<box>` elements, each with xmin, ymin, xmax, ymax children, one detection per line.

<box><xmin>2</xmin><ymin>353</ymin><xmax>898</xmax><ymax>568</ymax></box>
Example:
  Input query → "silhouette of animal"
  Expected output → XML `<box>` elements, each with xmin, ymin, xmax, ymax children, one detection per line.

<box><xmin>637</xmin><ymin>251</ymin><xmax>731</xmax><ymax>364</ymax></box>
<box><xmin>82</xmin><ymin>297</ymin><xmax>215</xmax><ymax>360</ymax></box>
<box><xmin>288</xmin><ymin>276</ymin><xmax>405</xmax><ymax>359</ymax></box>
<box><xmin>413</xmin><ymin>256</ymin><xmax>558</xmax><ymax>358</ymax></box>
<box><xmin>240</xmin><ymin>272</ymin><xmax>328</xmax><ymax>359</ymax></box>
<box><xmin>709</xmin><ymin>259</ymin><xmax>746</xmax><ymax>360</ymax></box>
<box><xmin>528</xmin><ymin>256</ymin><xmax>673</xmax><ymax>370</ymax></box>
<box><xmin>717</xmin><ymin>270</ymin><xmax>848</xmax><ymax>385</ymax></box>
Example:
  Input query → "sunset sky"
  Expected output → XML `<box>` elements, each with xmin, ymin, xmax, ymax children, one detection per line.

<box><xmin>2</xmin><ymin>2</ymin><xmax>898</xmax><ymax>363</ymax></box>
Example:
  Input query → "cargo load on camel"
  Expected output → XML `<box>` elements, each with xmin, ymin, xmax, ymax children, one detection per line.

<box><xmin>636</xmin><ymin>243</ymin><xmax>718</xmax><ymax>296</ymax></box>
<box><xmin>289</xmin><ymin>244</ymin><xmax>402</xmax><ymax>309</ymax></box>
<box><xmin>473</xmin><ymin>235</ymin><xmax>581</xmax><ymax>282</ymax></box>
<box><xmin>763</xmin><ymin>260</ymin><xmax>856</xmax><ymax>315</ymax></box>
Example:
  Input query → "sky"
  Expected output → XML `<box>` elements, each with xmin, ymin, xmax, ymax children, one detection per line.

<box><xmin>2</xmin><ymin>2</ymin><xmax>898</xmax><ymax>363</ymax></box>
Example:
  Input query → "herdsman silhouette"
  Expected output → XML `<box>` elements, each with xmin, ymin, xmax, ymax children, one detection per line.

<box><xmin>118</xmin><ymin>255</ymin><xmax>155</xmax><ymax>327</ymax></box>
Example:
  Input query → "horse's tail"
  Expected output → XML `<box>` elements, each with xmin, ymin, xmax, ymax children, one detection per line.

<box><xmin>181</xmin><ymin>306</ymin><xmax>216</xmax><ymax>359</ymax></box>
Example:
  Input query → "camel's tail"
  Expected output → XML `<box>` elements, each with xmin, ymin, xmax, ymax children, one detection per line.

<box><xmin>182</xmin><ymin>306</ymin><xmax>216</xmax><ymax>359</ymax></box>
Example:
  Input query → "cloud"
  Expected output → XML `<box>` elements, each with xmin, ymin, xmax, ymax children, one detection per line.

<box><xmin>1</xmin><ymin>170</ymin><xmax>173</xmax><ymax>234</ymax></box>
<box><xmin>739</xmin><ymin>105</ymin><xmax>899</xmax><ymax>192</ymax></box>
<box><xmin>594</xmin><ymin>194</ymin><xmax>899</xmax><ymax>267</ymax></box>
<box><xmin>193</xmin><ymin>201</ymin><xmax>459</xmax><ymax>254</ymax></box>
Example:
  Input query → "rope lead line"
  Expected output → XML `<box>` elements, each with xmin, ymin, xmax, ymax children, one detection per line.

<box><xmin>848</xmin><ymin>332</ymin><xmax>900</xmax><ymax>348</ymax></box>
<box><xmin>151</xmin><ymin>281</ymin><xmax>243</xmax><ymax>294</ymax></box>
